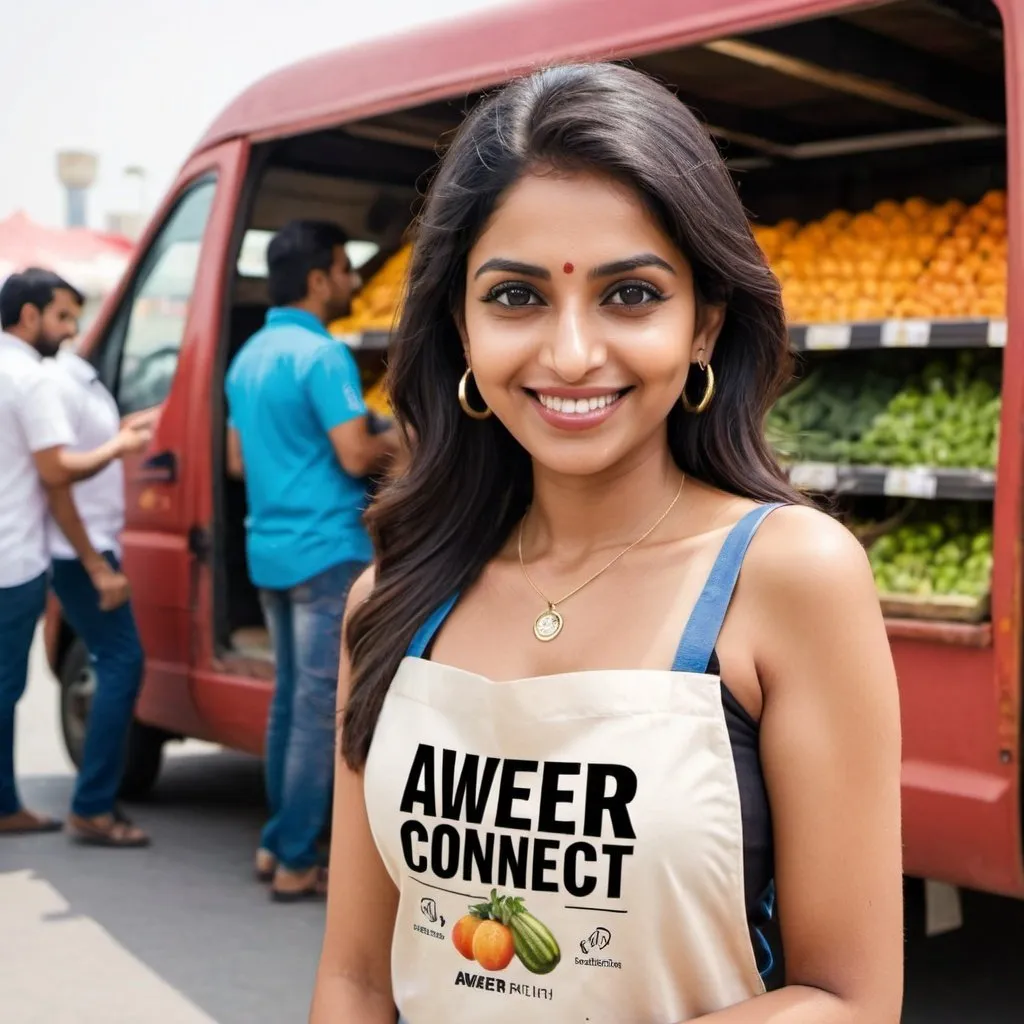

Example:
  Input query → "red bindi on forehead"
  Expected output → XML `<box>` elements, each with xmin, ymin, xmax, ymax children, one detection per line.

<box><xmin>563</xmin><ymin>262</ymin><xmax>575</xmax><ymax>274</ymax></box>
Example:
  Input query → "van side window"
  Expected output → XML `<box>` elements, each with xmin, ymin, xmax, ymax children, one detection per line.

<box><xmin>102</xmin><ymin>177</ymin><xmax>217</xmax><ymax>413</ymax></box>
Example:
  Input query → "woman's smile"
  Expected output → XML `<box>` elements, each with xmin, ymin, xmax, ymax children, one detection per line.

<box><xmin>526</xmin><ymin>386</ymin><xmax>632</xmax><ymax>431</ymax></box>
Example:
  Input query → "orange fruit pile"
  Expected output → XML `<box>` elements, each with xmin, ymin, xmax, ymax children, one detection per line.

<box><xmin>896</xmin><ymin>191</ymin><xmax>1006</xmax><ymax>319</ymax></box>
<box><xmin>753</xmin><ymin>190</ymin><xmax>1007</xmax><ymax>324</ymax></box>
<box><xmin>330</xmin><ymin>243</ymin><xmax>412</xmax><ymax>334</ymax></box>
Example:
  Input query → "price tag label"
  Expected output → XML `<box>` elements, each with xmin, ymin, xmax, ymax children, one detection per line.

<box><xmin>987</xmin><ymin>319</ymin><xmax>1008</xmax><ymax>348</ymax></box>
<box><xmin>882</xmin><ymin>319</ymin><xmax>931</xmax><ymax>348</ymax></box>
<box><xmin>884</xmin><ymin>467</ymin><xmax>938</xmax><ymax>499</ymax></box>
<box><xmin>789</xmin><ymin>462</ymin><xmax>839</xmax><ymax>492</ymax></box>
<box><xmin>804</xmin><ymin>324</ymin><xmax>852</xmax><ymax>351</ymax></box>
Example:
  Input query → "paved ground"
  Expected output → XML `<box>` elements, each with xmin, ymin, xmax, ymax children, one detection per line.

<box><xmin>2</xmin><ymin>628</ymin><xmax>1023</xmax><ymax>1022</ymax></box>
<box><xmin>0</xmin><ymin>631</ymin><xmax>323</xmax><ymax>1024</ymax></box>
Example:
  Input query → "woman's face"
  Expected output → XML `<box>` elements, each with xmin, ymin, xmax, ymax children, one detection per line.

<box><xmin>463</xmin><ymin>170</ymin><xmax>724</xmax><ymax>478</ymax></box>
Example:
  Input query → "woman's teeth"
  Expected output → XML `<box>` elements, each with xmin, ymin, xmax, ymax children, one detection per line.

<box><xmin>537</xmin><ymin>392</ymin><xmax>620</xmax><ymax>414</ymax></box>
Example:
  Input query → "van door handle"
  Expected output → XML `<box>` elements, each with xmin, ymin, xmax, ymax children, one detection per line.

<box><xmin>134</xmin><ymin>450</ymin><xmax>177</xmax><ymax>484</ymax></box>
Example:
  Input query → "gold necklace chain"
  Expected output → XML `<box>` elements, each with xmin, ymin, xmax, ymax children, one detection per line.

<box><xmin>518</xmin><ymin>474</ymin><xmax>686</xmax><ymax>642</ymax></box>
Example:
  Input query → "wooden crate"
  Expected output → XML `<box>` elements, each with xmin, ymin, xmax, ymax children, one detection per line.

<box><xmin>878</xmin><ymin>592</ymin><xmax>990</xmax><ymax>624</ymax></box>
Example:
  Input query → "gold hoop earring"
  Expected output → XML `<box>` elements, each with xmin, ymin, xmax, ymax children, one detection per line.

<box><xmin>680</xmin><ymin>359</ymin><xmax>715</xmax><ymax>414</ymax></box>
<box><xmin>458</xmin><ymin>368</ymin><xmax>492</xmax><ymax>420</ymax></box>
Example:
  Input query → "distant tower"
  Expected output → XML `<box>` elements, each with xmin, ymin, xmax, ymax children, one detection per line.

<box><xmin>56</xmin><ymin>150</ymin><xmax>98</xmax><ymax>228</ymax></box>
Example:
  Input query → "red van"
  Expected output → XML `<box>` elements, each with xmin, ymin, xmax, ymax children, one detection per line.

<box><xmin>47</xmin><ymin>0</ymin><xmax>1024</xmax><ymax>901</ymax></box>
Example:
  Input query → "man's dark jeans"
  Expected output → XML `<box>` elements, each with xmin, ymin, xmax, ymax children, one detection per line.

<box><xmin>259</xmin><ymin>559</ymin><xmax>366</xmax><ymax>870</ymax></box>
<box><xmin>0</xmin><ymin>572</ymin><xmax>48</xmax><ymax>815</ymax></box>
<box><xmin>51</xmin><ymin>553</ymin><xmax>145</xmax><ymax>818</ymax></box>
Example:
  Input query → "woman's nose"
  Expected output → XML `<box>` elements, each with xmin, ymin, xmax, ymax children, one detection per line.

<box><xmin>539</xmin><ymin>305</ymin><xmax>606</xmax><ymax>381</ymax></box>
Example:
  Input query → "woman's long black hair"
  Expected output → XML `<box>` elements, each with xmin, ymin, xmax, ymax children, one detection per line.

<box><xmin>342</xmin><ymin>62</ymin><xmax>806</xmax><ymax>768</ymax></box>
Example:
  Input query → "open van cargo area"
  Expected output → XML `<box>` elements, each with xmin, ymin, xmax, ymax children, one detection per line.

<box><xmin>269</xmin><ymin>1</ymin><xmax>1006</xmax><ymax>215</ymax></box>
<box><xmin>219</xmin><ymin>0</ymin><xmax>1007</xmax><ymax>646</ymax></box>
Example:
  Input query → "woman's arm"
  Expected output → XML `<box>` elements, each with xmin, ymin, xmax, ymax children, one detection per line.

<box><xmin>698</xmin><ymin>507</ymin><xmax>904</xmax><ymax>1022</ymax></box>
<box><xmin>310</xmin><ymin>568</ymin><xmax>399</xmax><ymax>1024</ymax></box>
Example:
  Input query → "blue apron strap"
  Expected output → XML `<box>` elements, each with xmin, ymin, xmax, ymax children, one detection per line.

<box><xmin>407</xmin><ymin>592</ymin><xmax>460</xmax><ymax>659</ymax></box>
<box><xmin>671</xmin><ymin>504</ymin><xmax>785</xmax><ymax>674</ymax></box>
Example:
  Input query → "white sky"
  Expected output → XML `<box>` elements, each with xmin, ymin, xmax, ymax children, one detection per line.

<box><xmin>0</xmin><ymin>0</ymin><xmax>505</xmax><ymax>230</ymax></box>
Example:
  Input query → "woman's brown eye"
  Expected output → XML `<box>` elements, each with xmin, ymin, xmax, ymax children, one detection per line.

<box><xmin>606</xmin><ymin>282</ymin><xmax>663</xmax><ymax>307</ymax></box>
<box><xmin>497</xmin><ymin>286</ymin><xmax>534</xmax><ymax>307</ymax></box>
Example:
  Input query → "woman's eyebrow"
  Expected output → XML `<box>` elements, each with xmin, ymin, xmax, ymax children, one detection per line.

<box><xmin>589</xmin><ymin>254</ymin><xmax>676</xmax><ymax>279</ymax></box>
<box><xmin>473</xmin><ymin>258</ymin><xmax>551</xmax><ymax>280</ymax></box>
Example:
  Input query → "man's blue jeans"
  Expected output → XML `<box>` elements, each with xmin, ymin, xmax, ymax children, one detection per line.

<box><xmin>0</xmin><ymin>572</ymin><xmax>48</xmax><ymax>816</ymax></box>
<box><xmin>259</xmin><ymin>560</ymin><xmax>365</xmax><ymax>871</ymax></box>
<box><xmin>51</xmin><ymin>553</ymin><xmax>145</xmax><ymax>818</ymax></box>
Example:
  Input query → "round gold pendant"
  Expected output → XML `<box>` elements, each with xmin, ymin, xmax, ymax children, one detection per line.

<box><xmin>534</xmin><ymin>608</ymin><xmax>563</xmax><ymax>642</ymax></box>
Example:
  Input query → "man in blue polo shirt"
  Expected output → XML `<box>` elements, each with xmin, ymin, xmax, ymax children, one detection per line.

<box><xmin>226</xmin><ymin>220</ymin><xmax>398</xmax><ymax>902</ymax></box>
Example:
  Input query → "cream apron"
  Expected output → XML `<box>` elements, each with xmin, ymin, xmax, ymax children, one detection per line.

<box><xmin>364</xmin><ymin>504</ymin><xmax>781</xmax><ymax>1023</ymax></box>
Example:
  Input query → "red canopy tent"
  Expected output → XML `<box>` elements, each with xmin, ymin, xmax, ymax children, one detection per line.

<box><xmin>0</xmin><ymin>211</ymin><xmax>135</xmax><ymax>296</ymax></box>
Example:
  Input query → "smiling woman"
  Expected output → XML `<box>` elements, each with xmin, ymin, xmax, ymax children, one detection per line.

<box><xmin>312</xmin><ymin>62</ymin><xmax>903</xmax><ymax>1024</ymax></box>
<box><xmin>465</xmin><ymin>178</ymin><xmax>713</xmax><ymax>470</ymax></box>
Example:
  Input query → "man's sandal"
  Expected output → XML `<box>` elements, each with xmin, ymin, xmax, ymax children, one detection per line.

<box><xmin>67</xmin><ymin>809</ymin><xmax>150</xmax><ymax>848</ymax></box>
<box><xmin>0</xmin><ymin>809</ymin><xmax>63</xmax><ymax>836</ymax></box>
<box><xmin>255</xmin><ymin>848</ymin><xmax>277</xmax><ymax>883</ymax></box>
<box><xmin>270</xmin><ymin>865</ymin><xmax>328</xmax><ymax>903</ymax></box>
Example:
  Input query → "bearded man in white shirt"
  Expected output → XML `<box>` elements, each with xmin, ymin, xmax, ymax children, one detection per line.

<box><xmin>0</xmin><ymin>269</ymin><xmax>149</xmax><ymax>841</ymax></box>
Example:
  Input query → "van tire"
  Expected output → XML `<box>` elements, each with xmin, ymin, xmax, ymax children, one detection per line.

<box><xmin>58</xmin><ymin>636</ymin><xmax>166</xmax><ymax>801</ymax></box>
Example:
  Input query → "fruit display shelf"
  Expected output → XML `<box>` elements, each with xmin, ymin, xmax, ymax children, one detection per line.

<box><xmin>789</xmin><ymin>318</ymin><xmax>1007</xmax><ymax>352</ymax></box>
<box><xmin>788</xmin><ymin>463</ymin><xmax>996</xmax><ymax>501</ymax></box>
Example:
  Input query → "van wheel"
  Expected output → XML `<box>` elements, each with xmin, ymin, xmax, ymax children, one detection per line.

<box><xmin>58</xmin><ymin>637</ymin><xmax>166</xmax><ymax>801</ymax></box>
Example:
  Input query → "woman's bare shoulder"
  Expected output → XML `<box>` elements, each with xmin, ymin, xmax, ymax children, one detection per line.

<box><xmin>744</xmin><ymin>504</ymin><xmax>876</xmax><ymax>608</ymax></box>
<box><xmin>739</xmin><ymin>505</ymin><xmax>891</xmax><ymax>700</ymax></box>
